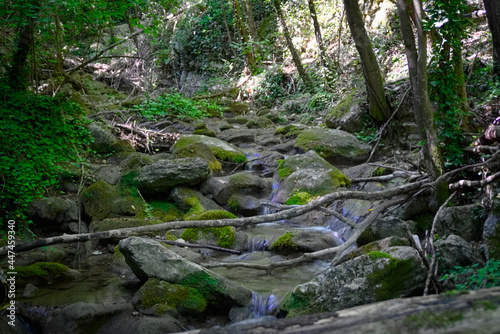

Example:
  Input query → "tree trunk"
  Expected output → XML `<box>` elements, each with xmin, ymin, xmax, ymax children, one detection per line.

<box><xmin>233</xmin><ymin>0</ymin><xmax>256</xmax><ymax>71</ymax></box>
<box><xmin>343</xmin><ymin>0</ymin><xmax>391</xmax><ymax>122</ymax></box>
<box><xmin>220</xmin><ymin>0</ymin><xmax>237</xmax><ymax>59</ymax></box>
<box><xmin>483</xmin><ymin>0</ymin><xmax>500</xmax><ymax>78</ymax></box>
<box><xmin>396</xmin><ymin>0</ymin><xmax>444</xmax><ymax>179</ymax></box>
<box><xmin>54</xmin><ymin>14</ymin><xmax>64</xmax><ymax>75</ymax></box>
<box><xmin>273</xmin><ymin>0</ymin><xmax>314</xmax><ymax>91</ymax></box>
<box><xmin>307</xmin><ymin>0</ymin><xmax>327</xmax><ymax>68</ymax></box>
<box><xmin>244</xmin><ymin>0</ymin><xmax>258</xmax><ymax>44</ymax></box>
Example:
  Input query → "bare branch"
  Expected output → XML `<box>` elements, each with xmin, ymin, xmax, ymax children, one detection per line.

<box><xmin>449</xmin><ymin>170</ymin><xmax>500</xmax><ymax>190</ymax></box>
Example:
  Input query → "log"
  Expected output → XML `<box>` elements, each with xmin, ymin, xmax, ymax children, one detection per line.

<box><xmin>181</xmin><ymin>287</ymin><xmax>500</xmax><ymax>334</ymax></box>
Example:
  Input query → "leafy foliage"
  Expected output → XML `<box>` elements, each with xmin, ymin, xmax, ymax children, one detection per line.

<box><xmin>134</xmin><ymin>93</ymin><xmax>223</xmax><ymax>120</ymax></box>
<box><xmin>441</xmin><ymin>259</ymin><xmax>500</xmax><ymax>291</ymax></box>
<box><xmin>0</xmin><ymin>84</ymin><xmax>90</xmax><ymax>233</ymax></box>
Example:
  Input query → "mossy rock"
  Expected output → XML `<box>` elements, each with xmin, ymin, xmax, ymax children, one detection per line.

<box><xmin>247</xmin><ymin>116</ymin><xmax>274</xmax><ymax>129</ymax></box>
<box><xmin>15</xmin><ymin>262</ymin><xmax>70</xmax><ymax>287</ymax></box>
<box><xmin>275</xmin><ymin>124</ymin><xmax>306</xmax><ymax>139</ymax></box>
<box><xmin>285</xmin><ymin>191</ymin><xmax>313</xmax><ymax>205</ymax></box>
<box><xmin>110</xmin><ymin>140</ymin><xmax>135</xmax><ymax>153</ymax></box>
<box><xmin>91</xmin><ymin>217</ymin><xmax>158</xmax><ymax>232</ymax></box>
<box><xmin>295</xmin><ymin>128</ymin><xmax>371</xmax><ymax>165</ymax></box>
<box><xmin>193</xmin><ymin>129</ymin><xmax>217</xmax><ymax>137</ymax></box>
<box><xmin>270</xmin><ymin>232</ymin><xmax>299</xmax><ymax>255</ymax></box>
<box><xmin>173</xmin><ymin>135</ymin><xmax>246</xmax><ymax>164</ymax></box>
<box><xmin>182</xmin><ymin>211</ymin><xmax>236</xmax><ymax>249</ymax></box>
<box><xmin>277</xmin><ymin>150</ymin><xmax>349</xmax><ymax>181</ymax></box>
<box><xmin>81</xmin><ymin>181</ymin><xmax>119</xmax><ymax>221</ymax></box>
<box><xmin>226</xmin><ymin>116</ymin><xmax>249</xmax><ymax>124</ymax></box>
<box><xmin>172</xmin><ymin>141</ymin><xmax>222</xmax><ymax>173</ymax></box>
<box><xmin>135</xmin><ymin>278</ymin><xmax>207</xmax><ymax>316</ymax></box>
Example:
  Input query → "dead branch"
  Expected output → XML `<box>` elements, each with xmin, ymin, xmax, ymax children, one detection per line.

<box><xmin>112</xmin><ymin>122</ymin><xmax>181</xmax><ymax>153</ymax></box>
<box><xmin>155</xmin><ymin>238</ymin><xmax>241</xmax><ymax>254</ymax></box>
<box><xmin>423</xmin><ymin>191</ymin><xmax>456</xmax><ymax>296</ymax></box>
<box><xmin>351</xmin><ymin>170</ymin><xmax>421</xmax><ymax>183</ymax></box>
<box><xmin>203</xmin><ymin>198</ymin><xmax>406</xmax><ymax>274</ymax></box>
<box><xmin>465</xmin><ymin>145</ymin><xmax>499</xmax><ymax>155</ymax></box>
<box><xmin>0</xmin><ymin>178</ymin><xmax>433</xmax><ymax>255</ymax></box>
<box><xmin>449</xmin><ymin>170</ymin><xmax>500</xmax><ymax>191</ymax></box>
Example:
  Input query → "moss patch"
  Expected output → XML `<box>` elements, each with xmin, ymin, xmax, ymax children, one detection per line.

<box><xmin>285</xmin><ymin>191</ymin><xmax>313</xmax><ymax>205</ymax></box>
<box><xmin>173</xmin><ymin>141</ymin><xmax>222</xmax><ymax>173</ymax></box>
<box><xmin>270</xmin><ymin>232</ymin><xmax>299</xmax><ymax>254</ymax></box>
<box><xmin>15</xmin><ymin>262</ymin><xmax>69</xmax><ymax>287</ymax></box>
<box><xmin>181</xmin><ymin>225</ymin><xmax>235</xmax><ymax>248</ymax></box>
<box><xmin>367</xmin><ymin>253</ymin><xmax>414</xmax><ymax>301</ymax></box>
<box><xmin>80</xmin><ymin>181</ymin><xmax>119</xmax><ymax>221</ymax></box>
<box><xmin>138</xmin><ymin>278</ymin><xmax>207</xmax><ymax>315</ymax></box>
<box><xmin>173</xmin><ymin>135</ymin><xmax>247</xmax><ymax>163</ymax></box>
<box><xmin>404</xmin><ymin>310</ymin><xmax>464</xmax><ymax>330</ymax></box>
<box><xmin>180</xmin><ymin>271</ymin><xmax>225</xmax><ymax>304</ymax></box>
<box><xmin>280</xmin><ymin>291</ymin><xmax>321</xmax><ymax>318</ymax></box>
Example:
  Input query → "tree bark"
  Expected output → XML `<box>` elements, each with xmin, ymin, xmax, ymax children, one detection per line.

<box><xmin>232</xmin><ymin>0</ymin><xmax>256</xmax><ymax>71</ymax></box>
<box><xmin>220</xmin><ymin>0</ymin><xmax>237</xmax><ymax>59</ymax></box>
<box><xmin>483</xmin><ymin>0</ymin><xmax>500</xmax><ymax>78</ymax></box>
<box><xmin>307</xmin><ymin>0</ymin><xmax>327</xmax><ymax>69</ymax></box>
<box><xmin>396</xmin><ymin>0</ymin><xmax>444</xmax><ymax>179</ymax></box>
<box><xmin>343</xmin><ymin>0</ymin><xmax>391</xmax><ymax>122</ymax></box>
<box><xmin>273</xmin><ymin>0</ymin><xmax>314</xmax><ymax>91</ymax></box>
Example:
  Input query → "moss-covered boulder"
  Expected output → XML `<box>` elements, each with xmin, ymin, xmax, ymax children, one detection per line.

<box><xmin>357</xmin><ymin>216</ymin><xmax>417</xmax><ymax>246</ymax></box>
<box><xmin>325</xmin><ymin>91</ymin><xmax>366</xmax><ymax>132</ymax></box>
<box><xmin>172</xmin><ymin>141</ymin><xmax>222</xmax><ymax>173</ymax></box>
<box><xmin>14</xmin><ymin>262</ymin><xmax>77</xmax><ymax>287</ymax></box>
<box><xmin>435</xmin><ymin>204</ymin><xmax>485</xmax><ymax>242</ymax></box>
<box><xmin>110</xmin><ymin>139</ymin><xmax>135</xmax><ymax>153</ymax></box>
<box><xmin>173</xmin><ymin>135</ymin><xmax>247</xmax><ymax>164</ymax></box>
<box><xmin>119</xmin><ymin>237</ymin><xmax>252</xmax><ymax>309</ymax></box>
<box><xmin>134</xmin><ymin>158</ymin><xmax>210</xmax><ymax>196</ymax></box>
<box><xmin>280</xmin><ymin>246</ymin><xmax>426</xmax><ymax>317</ymax></box>
<box><xmin>181</xmin><ymin>210</ymin><xmax>236</xmax><ymax>248</ymax></box>
<box><xmin>269</xmin><ymin>232</ymin><xmax>299</xmax><ymax>255</ymax></box>
<box><xmin>87</xmin><ymin>122</ymin><xmax>116</xmax><ymax>154</ymax></box>
<box><xmin>275</xmin><ymin>124</ymin><xmax>307</xmax><ymax>139</ymax></box>
<box><xmin>295</xmin><ymin>128</ymin><xmax>371</xmax><ymax>165</ymax></box>
<box><xmin>81</xmin><ymin>181</ymin><xmax>137</xmax><ymax>221</ymax></box>
<box><xmin>27</xmin><ymin>197</ymin><xmax>78</xmax><ymax>225</ymax></box>
<box><xmin>201</xmin><ymin>171</ymin><xmax>273</xmax><ymax>206</ymax></box>
<box><xmin>170</xmin><ymin>187</ymin><xmax>222</xmax><ymax>215</ymax></box>
<box><xmin>275</xmin><ymin>151</ymin><xmax>351</xmax><ymax>204</ymax></box>
<box><xmin>270</xmin><ymin>231</ymin><xmax>339</xmax><ymax>255</ymax></box>
<box><xmin>133</xmin><ymin>278</ymin><xmax>207</xmax><ymax>317</ymax></box>
<box><xmin>247</xmin><ymin>116</ymin><xmax>275</xmax><ymax>129</ymax></box>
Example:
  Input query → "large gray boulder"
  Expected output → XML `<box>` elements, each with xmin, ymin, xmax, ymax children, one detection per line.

<box><xmin>169</xmin><ymin>186</ymin><xmax>222</xmax><ymax>212</ymax></box>
<box><xmin>27</xmin><ymin>197</ymin><xmax>78</xmax><ymax>225</ymax></box>
<box><xmin>435</xmin><ymin>234</ymin><xmax>485</xmax><ymax>273</ymax></box>
<box><xmin>88</xmin><ymin>122</ymin><xmax>116</xmax><ymax>154</ymax></box>
<box><xmin>119</xmin><ymin>237</ymin><xmax>253</xmax><ymax>308</ymax></box>
<box><xmin>435</xmin><ymin>204</ymin><xmax>485</xmax><ymax>242</ymax></box>
<box><xmin>280</xmin><ymin>246</ymin><xmax>426</xmax><ymax>317</ymax></box>
<box><xmin>201</xmin><ymin>171</ymin><xmax>273</xmax><ymax>206</ymax></box>
<box><xmin>134</xmin><ymin>158</ymin><xmax>210</xmax><ymax>196</ymax></box>
<box><xmin>295</xmin><ymin>128</ymin><xmax>371</xmax><ymax>165</ymax></box>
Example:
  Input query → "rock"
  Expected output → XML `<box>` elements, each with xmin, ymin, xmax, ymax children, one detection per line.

<box><xmin>358</xmin><ymin>216</ymin><xmax>417</xmax><ymax>246</ymax></box>
<box><xmin>435</xmin><ymin>204</ymin><xmax>485</xmax><ymax>242</ymax></box>
<box><xmin>201</xmin><ymin>171</ymin><xmax>273</xmax><ymax>206</ymax></box>
<box><xmin>295</xmin><ymin>128</ymin><xmax>371</xmax><ymax>165</ymax></box>
<box><xmin>247</xmin><ymin>116</ymin><xmax>275</xmax><ymax>129</ymax></box>
<box><xmin>93</xmin><ymin>164</ymin><xmax>122</xmax><ymax>185</ymax></box>
<box><xmin>173</xmin><ymin>135</ymin><xmax>247</xmax><ymax>165</ymax></box>
<box><xmin>81</xmin><ymin>181</ymin><xmax>137</xmax><ymax>221</ymax></box>
<box><xmin>280</xmin><ymin>246</ymin><xmax>426</xmax><ymax>317</ymax></box>
<box><xmin>119</xmin><ymin>237</ymin><xmax>253</xmax><ymax>308</ymax></box>
<box><xmin>325</xmin><ymin>91</ymin><xmax>366</xmax><ymax>133</ymax></box>
<box><xmin>275</xmin><ymin>124</ymin><xmax>307</xmax><ymax>140</ymax></box>
<box><xmin>244</xmin><ymin>150</ymin><xmax>283</xmax><ymax>177</ymax></box>
<box><xmin>27</xmin><ymin>197</ymin><xmax>78</xmax><ymax>226</ymax></box>
<box><xmin>170</xmin><ymin>187</ymin><xmax>222</xmax><ymax>213</ymax></box>
<box><xmin>22</xmin><ymin>283</ymin><xmax>39</xmax><ymax>298</ymax></box>
<box><xmin>278</xmin><ymin>150</ymin><xmax>347</xmax><ymax>180</ymax></box>
<box><xmin>217</xmin><ymin>128</ymin><xmax>257</xmax><ymax>146</ymax></box>
<box><xmin>91</xmin><ymin>218</ymin><xmax>156</xmax><ymax>232</ymax></box>
<box><xmin>110</xmin><ymin>139</ymin><xmax>136</xmax><ymax>153</ymax></box>
<box><xmin>132</xmin><ymin>278</ymin><xmax>207</xmax><ymax>317</ymax></box>
<box><xmin>226</xmin><ymin>194</ymin><xmax>263</xmax><ymax>216</ymax></box>
<box><xmin>88</xmin><ymin>122</ymin><xmax>116</xmax><ymax>154</ymax></box>
<box><xmin>97</xmin><ymin>312</ymin><xmax>184</xmax><ymax>334</ymax></box>
<box><xmin>435</xmin><ymin>234</ymin><xmax>485</xmax><ymax>273</ymax></box>
<box><xmin>134</xmin><ymin>158</ymin><xmax>210</xmax><ymax>196</ymax></box>
<box><xmin>341</xmin><ymin>236</ymin><xmax>410</xmax><ymax>264</ymax></box>
<box><xmin>483</xmin><ymin>212</ymin><xmax>500</xmax><ymax>259</ymax></box>
<box><xmin>270</xmin><ymin>231</ymin><xmax>340</xmax><ymax>255</ymax></box>
<box><xmin>172</xmin><ymin>141</ymin><xmax>222</xmax><ymax>173</ymax></box>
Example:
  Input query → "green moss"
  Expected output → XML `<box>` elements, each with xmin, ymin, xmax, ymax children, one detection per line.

<box><xmin>270</xmin><ymin>232</ymin><xmax>299</xmax><ymax>253</ymax></box>
<box><xmin>193</xmin><ymin>129</ymin><xmax>216</xmax><ymax>137</ymax></box>
<box><xmin>280</xmin><ymin>292</ymin><xmax>320</xmax><ymax>318</ymax></box>
<box><xmin>327</xmin><ymin>169</ymin><xmax>351</xmax><ymax>188</ymax></box>
<box><xmin>227</xmin><ymin>198</ymin><xmax>238</xmax><ymax>211</ymax></box>
<box><xmin>92</xmin><ymin>218</ymin><xmax>156</xmax><ymax>232</ymax></box>
<box><xmin>138</xmin><ymin>278</ymin><xmax>207</xmax><ymax>315</ymax></box>
<box><xmin>15</xmin><ymin>262</ymin><xmax>69</xmax><ymax>287</ymax></box>
<box><xmin>80</xmin><ymin>181</ymin><xmax>119</xmax><ymax>221</ymax></box>
<box><xmin>277</xmin><ymin>159</ymin><xmax>292</xmax><ymax>180</ymax></box>
<box><xmin>329</xmin><ymin>91</ymin><xmax>356</xmax><ymax>118</ymax></box>
<box><xmin>180</xmin><ymin>271</ymin><xmax>225</xmax><ymax>303</ymax></box>
<box><xmin>173</xmin><ymin>135</ymin><xmax>246</xmax><ymax>164</ymax></box>
<box><xmin>358</xmin><ymin>227</ymin><xmax>380</xmax><ymax>246</ymax></box>
<box><xmin>275</xmin><ymin>125</ymin><xmax>304</xmax><ymax>138</ymax></box>
<box><xmin>181</xmin><ymin>225</ymin><xmax>235</xmax><ymax>248</ymax></box>
<box><xmin>110</xmin><ymin>140</ymin><xmax>135</xmax><ymax>153</ymax></box>
<box><xmin>367</xmin><ymin>254</ymin><xmax>414</xmax><ymax>301</ymax></box>
<box><xmin>173</xmin><ymin>141</ymin><xmax>222</xmax><ymax>173</ymax></box>
<box><xmin>372</xmin><ymin>167</ymin><xmax>386</xmax><ymax>176</ymax></box>
<box><xmin>211</xmin><ymin>146</ymin><xmax>247</xmax><ymax>163</ymax></box>
<box><xmin>405</xmin><ymin>310</ymin><xmax>464</xmax><ymax>330</ymax></box>
<box><xmin>285</xmin><ymin>191</ymin><xmax>313</xmax><ymax>205</ymax></box>
<box><xmin>148</xmin><ymin>200</ymin><xmax>183</xmax><ymax>220</ymax></box>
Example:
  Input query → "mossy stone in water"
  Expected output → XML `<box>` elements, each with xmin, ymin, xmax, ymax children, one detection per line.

<box><xmin>15</xmin><ymin>262</ymin><xmax>69</xmax><ymax>287</ymax></box>
<box><xmin>270</xmin><ymin>232</ymin><xmax>299</xmax><ymax>254</ymax></box>
<box><xmin>181</xmin><ymin>210</ymin><xmax>236</xmax><ymax>249</ymax></box>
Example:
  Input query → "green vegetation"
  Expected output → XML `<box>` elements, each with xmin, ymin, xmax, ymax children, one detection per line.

<box><xmin>181</xmin><ymin>225</ymin><xmax>235</xmax><ymax>249</ymax></box>
<box><xmin>366</xmin><ymin>253</ymin><xmax>414</xmax><ymax>300</ymax></box>
<box><xmin>440</xmin><ymin>259</ymin><xmax>500</xmax><ymax>291</ymax></box>
<box><xmin>0</xmin><ymin>85</ymin><xmax>90</xmax><ymax>234</ymax></box>
<box><xmin>405</xmin><ymin>310</ymin><xmax>464</xmax><ymax>330</ymax></box>
<box><xmin>180</xmin><ymin>271</ymin><xmax>225</xmax><ymax>303</ymax></box>
<box><xmin>15</xmin><ymin>262</ymin><xmax>69</xmax><ymax>287</ymax></box>
<box><xmin>285</xmin><ymin>191</ymin><xmax>313</xmax><ymax>205</ymax></box>
<box><xmin>270</xmin><ymin>232</ymin><xmax>299</xmax><ymax>253</ymax></box>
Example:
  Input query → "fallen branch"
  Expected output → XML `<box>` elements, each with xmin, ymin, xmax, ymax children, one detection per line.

<box><xmin>449</xmin><ymin>170</ymin><xmax>500</xmax><ymax>191</ymax></box>
<box><xmin>0</xmin><ymin>178</ymin><xmax>432</xmax><ymax>255</ymax></box>
<box><xmin>113</xmin><ymin>122</ymin><xmax>181</xmax><ymax>153</ymax></box>
<box><xmin>155</xmin><ymin>238</ymin><xmax>241</xmax><ymax>255</ymax></box>
<box><xmin>351</xmin><ymin>170</ymin><xmax>421</xmax><ymax>183</ymax></box>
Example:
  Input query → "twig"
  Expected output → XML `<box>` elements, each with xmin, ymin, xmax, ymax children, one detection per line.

<box><xmin>449</xmin><ymin>170</ymin><xmax>500</xmax><ymax>191</ymax></box>
<box><xmin>366</xmin><ymin>86</ymin><xmax>411</xmax><ymax>163</ymax></box>
<box><xmin>423</xmin><ymin>191</ymin><xmax>456</xmax><ymax>296</ymax></box>
<box><xmin>155</xmin><ymin>238</ymin><xmax>241</xmax><ymax>255</ymax></box>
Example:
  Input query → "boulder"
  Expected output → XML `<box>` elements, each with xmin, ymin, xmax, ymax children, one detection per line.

<box><xmin>358</xmin><ymin>216</ymin><xmax>417</xmax><ymax>246</ymax></box>
<box><xmin>134</xmin><ymin>158</ymin><xmax>210</xmax><ymax>196</ymax></box>
<box><xmin>295</xmin><ymin>128</ymin><xmax>371</xmax><ymax>165</ymax></box>
<box><xmin>226</xmin><ymin>194</ymin><xmax>263</xmax><ymax>216</ymax></box>
<box><xmin>172</xmin><ymin>141</ymin><xmax>222</xmax><ymax>173</ymax></box>
<box><xmin>325</xmin><ymin>91</ymin><xmax>366</xmax><ymax>133</ymax></box>
<box><xmin>81</xmin><ymin>181</ymin><xmax>136</xmax><ymax>221</ymax></box>
<box><xmin>169</xmin><ymin>187</ymin><xmax>222</xmax><ymax>213</ymax></box>
<box><xmin>244</xmin><ymin>150</ymin><xmax>283</xmax><ymax>177</ymax></box>
<box><xmin>270</xmin><ymin>231</ymin><xmax>340</xmax><ymax>255</ymax></box>
<box><xmin>119</xmin><ymin>237</ymin><xmax>253</xmax><ymax>309</ymax></box>
<box><xmin>435</xmin><ymin>204</ymin><xmax>485</xmax><ymax>242</ymax></box>
<box><xmin>88</xmin><ymin>122</ymin><xmax>115</xmax><ymax>154</ymax></box>
<box><xmin>280</xmin><ymin>246</ymin><xmax>426</xmax><ymax>317</ymax></box>
<box><xmin>172</xmin><ymin>135</ymin><xmax>247</xmax><ymax>164</ymax></box>
<box><xmin>217</xmin><ymin>128</ymin><xmax>257</xmax><ymax>146</ymax></box>
<box><xmin>201</xmin><ymin>171</ymin><xmax>273</xmax><ymax>206</ymax></box>
<box><xmin>27</xmin><ymin>197</ymin><xmax>78</xmax><ymax>226</ymax></box>
<box><xmin>435</xmin><ymin>234</ymin><xmax>485</xmax><ymax>273</ymax></box>
<box><xmin>93</xmin><ymin>164</ymin><xmax>122</xmax><ymax>185</ymax></box>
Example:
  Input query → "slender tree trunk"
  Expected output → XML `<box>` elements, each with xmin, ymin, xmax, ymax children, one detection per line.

<box><xmin>221</xmin><ymin>0</ymin><xmax>237</xmax><ymax>59</ymax></box>
<box><xmin>483</xmin><ymin>0</ymin><xmax>500</xmax><ymax>79</ymax></box>
<box><xmin>273</xmin><ymin>0</ymin><xmax>313</xmax><ymax>91</ymax></box>
<box><xmin>396</xmin><ymin>0</ymin><xmax>444</xmax><ymax>179</ymax></box>
<box><xmin>244</xmin><ymin>0</ymin><xmax>258</xmax><ymax>43</ymax></box>
<box><xmin>233</xmin><ymin>0</ymin><xmax>256</xmax><ymax>71</ymax></box>
<box><xmin>343</xmin><ymin>0</ymin><xmax>390</xmax><ymax>122</ymax></box>
<box><xmin>307</xmin><ymin>0</ymin><xmax>327</xmax><ymax>68</ymax></box>
<box><xmin>54</xmin><ymin>14</ymin><xmax>64</xmax><ymax>74</ymax></box>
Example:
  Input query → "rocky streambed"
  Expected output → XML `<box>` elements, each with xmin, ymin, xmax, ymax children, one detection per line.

<box><xmin>2</xmin><ymin>97</ymin><xmax>498</xmax><ymax>334</ymax></box>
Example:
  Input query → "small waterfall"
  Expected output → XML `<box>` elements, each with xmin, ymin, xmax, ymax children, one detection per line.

<box><xmin>249</xmin><ymin>292</ymin><xmax>279</xmax><ymax>318</ymax></box>
<box><xmin>261</xmin><ymin>172</ymin><xmax>280</xmax><ymax>215</ymax></box>
<box><xmin>325</xmin><ymin>205</ymin><xmax>361</xmax><ymax>242</ymax></box>
<box><xmin>247</xmin><ymin>238</ymin><xmax>269</xmax><ymax>252</ymax></box>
